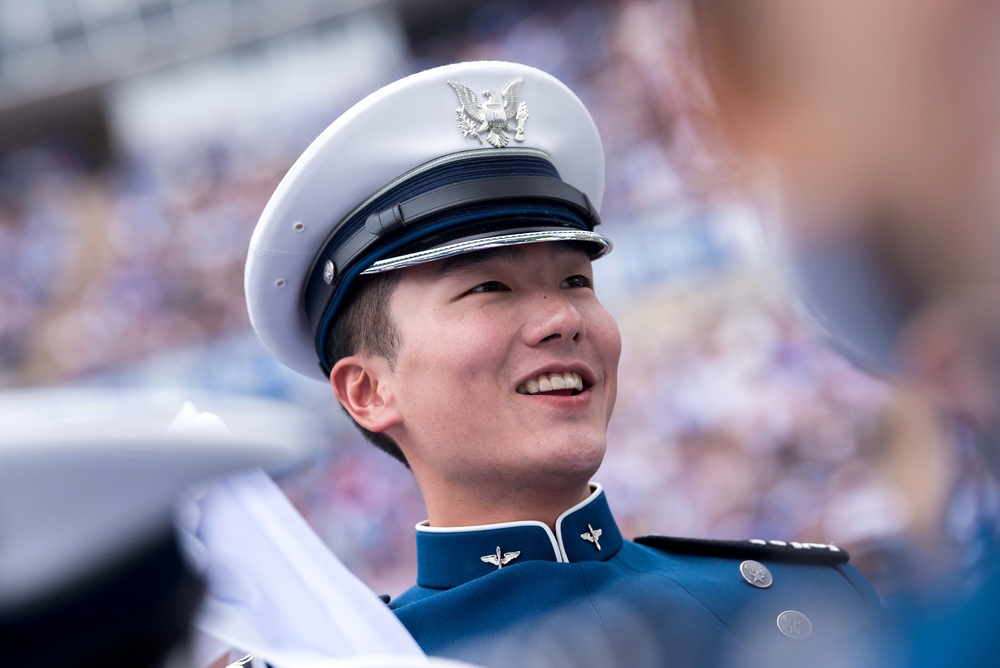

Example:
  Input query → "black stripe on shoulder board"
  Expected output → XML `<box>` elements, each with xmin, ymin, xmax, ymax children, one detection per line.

<box><xmin>634</xmin><ymin>535</ymin><xmax>850</xmax><ymax>564</ymax></box>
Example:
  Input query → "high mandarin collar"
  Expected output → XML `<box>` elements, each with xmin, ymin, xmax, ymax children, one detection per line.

<box><xmin>414</xmin><ymin>484</ymin><xmax>623</xmax><ymax>589</ymax></box>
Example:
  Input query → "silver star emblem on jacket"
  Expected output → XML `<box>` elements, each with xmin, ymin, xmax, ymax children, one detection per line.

<box><xmin>448</xmin><ymin>78</ymin><xmax>529</xmax><ymax>148</ymax></box>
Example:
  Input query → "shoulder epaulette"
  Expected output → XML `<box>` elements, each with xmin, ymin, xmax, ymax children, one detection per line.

<box><xmin>634</xmin><ymin>535</ymin><xmax>850</xmax><ymax>564</ymax></box>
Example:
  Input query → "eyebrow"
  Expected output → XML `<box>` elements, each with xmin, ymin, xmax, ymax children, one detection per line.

<box><xmin>435</xmin><ymin>242</ymin><xmax>590</xmax><ymax>277</ymax></box>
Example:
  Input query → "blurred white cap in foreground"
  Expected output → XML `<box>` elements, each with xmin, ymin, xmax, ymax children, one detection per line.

<box><xmin>0</xmin><ymin>387</ymin><xmax>319</xmax><ymax>611</ymax></box>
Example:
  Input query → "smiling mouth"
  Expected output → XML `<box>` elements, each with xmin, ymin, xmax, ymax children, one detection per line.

<box><xmin>516</xmin><ymin>371</ymin><xmax>585</xmax><ymax>396</ymax></box>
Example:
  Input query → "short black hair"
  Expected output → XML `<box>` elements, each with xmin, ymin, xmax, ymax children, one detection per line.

<box><xmin>324</xmin><ymin>271</ymin><xmax>407</xmax><ymax>466</ymax></box>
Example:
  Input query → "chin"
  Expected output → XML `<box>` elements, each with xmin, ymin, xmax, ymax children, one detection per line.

<box><xmin>546</xmin><ymin>438</ymin><xmax>606</xmax><ymax>478</ymax></box>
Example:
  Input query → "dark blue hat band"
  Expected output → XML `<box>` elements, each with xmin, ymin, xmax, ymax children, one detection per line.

<box><xmin>303</xmin><ymin>151</ymin><xmax>601</xmax><ymax>375</ymax></box>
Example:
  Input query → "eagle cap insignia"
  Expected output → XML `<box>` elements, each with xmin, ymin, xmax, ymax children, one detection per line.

<box><xmin>448</xmin><ymin>78</ymin><xmax>529</xmax><ymax>148</ymax></box>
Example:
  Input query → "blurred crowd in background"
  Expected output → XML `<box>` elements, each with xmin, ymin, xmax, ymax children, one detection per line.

<box><xmin>2</xmin><ymin>0</ymin><xmax>997</xmax><ymax>607</ymax></box>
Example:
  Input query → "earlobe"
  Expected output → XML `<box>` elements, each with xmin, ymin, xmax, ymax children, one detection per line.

<box><xmin>329</xmin><ymin>356</ymin><xmax>402</xmax><ymax>433</ymax></box>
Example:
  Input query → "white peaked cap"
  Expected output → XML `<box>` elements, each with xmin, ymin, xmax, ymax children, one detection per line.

<box><xmin>246</xmin><ymin>61</ymin><xmax>609</xmax><ymax>381</ymax></box>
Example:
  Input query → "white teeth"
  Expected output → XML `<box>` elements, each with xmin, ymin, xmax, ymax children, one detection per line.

<box><xmin>516</xmin><ymin>371</ymin><xmax>584</xmax><ymax>395</ymax></box>
<box><xmin>567</xmin><ymin>372</ymin><xmax>583</xmax><ymax>391</ymax></box>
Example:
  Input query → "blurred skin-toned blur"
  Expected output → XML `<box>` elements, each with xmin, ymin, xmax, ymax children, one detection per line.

<box><xmin>683</xmin><ymin>0</ymin><xmax>1000</xmax><ymax>429</ymax></box>
<box><xmin>676</xmin><ymin>3</ymin><xmax>1000</xmax><ymax>662</ymax></box>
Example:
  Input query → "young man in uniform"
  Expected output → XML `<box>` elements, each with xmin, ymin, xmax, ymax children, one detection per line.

<box><xmin>245</xmin><ymin>61</ymin><xmax>881</xmax><ymax>667</ymax></box>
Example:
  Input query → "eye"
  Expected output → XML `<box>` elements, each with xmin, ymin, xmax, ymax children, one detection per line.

<box><xmin>468</xmin><ymin>280</ymin><xmax>510</xmax><ymax>294</ymax></box>
<box><xmin>560</xmin><ymin>274</ymin><xmax>593</xmax><ymax>289</ymax></box>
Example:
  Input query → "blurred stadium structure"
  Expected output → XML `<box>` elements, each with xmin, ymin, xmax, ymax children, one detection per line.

<box><xmin>0</xmin><ymin>0</ymin><xmax>994</xmax><ymax>602</ymax></box>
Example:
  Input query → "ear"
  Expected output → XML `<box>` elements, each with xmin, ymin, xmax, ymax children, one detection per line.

<box><xmin>329</xmin><ymin>355</ymin><xmax>402</xmax><ymax>433</ymax></box>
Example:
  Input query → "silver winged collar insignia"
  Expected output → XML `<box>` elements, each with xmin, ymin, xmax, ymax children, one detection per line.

<box><xmin>481</xmin><ymin>546</ymin><xmax>521</xmax><ymax>569</ymax></box>
<box><xmin>581</xmin><ymin>524</ymin><xmax>603</xmax><ymax>551</ymax></box>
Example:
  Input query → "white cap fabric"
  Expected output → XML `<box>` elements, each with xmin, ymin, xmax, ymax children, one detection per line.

<box><xmin>0</xmin><ymin>387</ymin><xmax>316</xmax><ymax>612</ymax></box>
<box><xmin>245</xmin><ymin>61</ymin><xmax>609</xmax><ymax>381</ymax></box>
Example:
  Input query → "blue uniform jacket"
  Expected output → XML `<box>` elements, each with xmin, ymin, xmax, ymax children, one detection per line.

<box><xmin>390</xmin><ymin>484</ymin><xmax>882</xmax><ymax>667</ymax></box>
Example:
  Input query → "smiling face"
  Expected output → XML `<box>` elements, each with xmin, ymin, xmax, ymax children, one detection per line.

<box><xmin>379</xmin><ymin>242</ymin><xmax>621</xmax><ymax>513</ymax></box>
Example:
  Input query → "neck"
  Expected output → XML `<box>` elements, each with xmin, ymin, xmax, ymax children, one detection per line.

<box><xmin>418</xmin><ymin>478</ymin><xmax>594</xmax><ymax>533</ymax></box>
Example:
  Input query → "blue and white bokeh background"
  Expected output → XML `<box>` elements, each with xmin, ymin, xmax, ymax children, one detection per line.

<box><xmin>1</xmin><ymin>0</ymin><xmax>986</xmax><ymax>601</ymax></box>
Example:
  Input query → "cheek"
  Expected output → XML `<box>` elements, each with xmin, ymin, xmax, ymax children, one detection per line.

<box><xmin>606</xmin><ymin>325</ymin><xmax>623</xmax><ymax>413</ymax></box>
<box><xmin>587</xmin><ymin>305</ymin><xmax>622</xmax><ymax>410</ymax></box>
<box><xmin>398</xmin><ymin>314</ymin><xmax>510</xmax><ymax>387</ymax></box>
<box><xmin>591</xmin><ymin>307</ymin><xmax>623</xmax><ymax>367</ymax></box>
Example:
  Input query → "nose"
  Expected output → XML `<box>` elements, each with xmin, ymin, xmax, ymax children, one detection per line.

<box><xmin>524</xmin><ymin>290</ymin><xmax>585</xmax><ymax>346</ymax></box>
